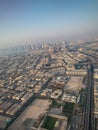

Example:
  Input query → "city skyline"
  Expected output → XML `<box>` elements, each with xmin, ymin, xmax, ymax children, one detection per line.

<box><xmin>0</xmin><ymin>0</ymin><xmax>98</xmax><ymax>48</ymax></box>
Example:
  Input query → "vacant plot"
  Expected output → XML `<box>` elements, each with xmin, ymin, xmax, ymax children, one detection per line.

<box><xmin>65</xmin><ymin>76</ymin><xmax>85</xmax><ymax>91</ymax></box>
<box><xmin>42</xmin><ymin>116</ymin><xmax>57</xmax><ymax>130</ymax></box>
<box><xmin>8</xmin><ymin>99</ymin><xmax>51</xmax><ymax>130</ymax></box>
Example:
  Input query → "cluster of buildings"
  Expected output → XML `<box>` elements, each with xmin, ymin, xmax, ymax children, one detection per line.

<box><xmin>94</xmin><ymin>65</ymin><xmax>98</xmax><ymax>130</ymax></box>
<box><xmin>0</xmin><ymin>41</ymin><xmax>93</xmax><ymax>130</ymax></box>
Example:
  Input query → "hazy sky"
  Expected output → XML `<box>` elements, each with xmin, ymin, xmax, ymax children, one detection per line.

<box><xmin>0</xmin><ymin>0</ymin><xmax>98</xmax><ymax>48</ymax></box>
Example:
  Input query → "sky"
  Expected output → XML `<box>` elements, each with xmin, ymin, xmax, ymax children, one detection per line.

<box><xmin>0</xmin><ymin>0</ymin><xmax>98</xmax><ymax>48</ymax></box>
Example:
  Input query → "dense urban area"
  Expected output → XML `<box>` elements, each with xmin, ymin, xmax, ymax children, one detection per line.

<box><xmin>0</xmin><ymin>40</ymin><xmax>98</xmax><ymax>130</ymax></box>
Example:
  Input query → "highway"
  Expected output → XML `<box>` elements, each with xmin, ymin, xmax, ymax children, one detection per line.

<box><xmin>83</xmin><ymin>64</ymin><xmax>95</xmax><ymax>130</ymax></box>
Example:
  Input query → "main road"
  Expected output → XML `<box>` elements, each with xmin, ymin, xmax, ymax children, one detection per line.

<box><xmin>83</xmin><ymin>64</ymin><xmax>95</xmax><ymax>130</ymax></box>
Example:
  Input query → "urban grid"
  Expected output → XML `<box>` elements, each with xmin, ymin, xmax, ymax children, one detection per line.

<box><xmin>0</xmin><ymin>41</ymin><xmax>98</xmax><ymax>130</ymax></box>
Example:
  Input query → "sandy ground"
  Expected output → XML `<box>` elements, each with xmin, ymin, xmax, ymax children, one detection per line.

<box><xmin>65</xmin><ymin>76</ymin><xmax>85</xmax><ymax>91</ymax></box>
<box><xmin>8</xmin><ymin>99</ymin><xmax>51</xmax><ymax>130</ymax></box>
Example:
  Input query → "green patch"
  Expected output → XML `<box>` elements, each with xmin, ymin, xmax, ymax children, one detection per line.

<box><xmin>63</xmin><ymin>102</ymin><xmax>75</xmax><ymax>115</ymax></box>
<box><xmin>42</xmin><ymin>116</ymin><xmax>57</xmax><ymax>130</ymax></box>
<box><xmin>62</xmin><ymin>102</ymin><xmax>75</xmax><ymax>123</ymax></box>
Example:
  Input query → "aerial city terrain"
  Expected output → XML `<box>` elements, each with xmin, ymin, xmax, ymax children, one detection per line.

<box><xmin>0</xmin><ymin>0</ymin><xmax>98</xmax><ymax>129</ymax></box>
<box><xmin>0</xmin><ymin>40</ymin><xmax>98</xmax><ymax>130</ymax></box>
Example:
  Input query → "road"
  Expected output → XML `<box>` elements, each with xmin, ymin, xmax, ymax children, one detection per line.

<box><xmin>83</xmin><ymin>64</ymin><xmax>95</xmax><ymax>130</ymax></box>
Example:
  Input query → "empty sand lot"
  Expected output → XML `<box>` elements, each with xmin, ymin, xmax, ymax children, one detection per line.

<box><xmin>65</xmin><ymin>76</ymin><xmax>85</xmax><ymax>91</ymax></box>
<box><xmin>8</xmin><ymin>99</ymin><xmax>51</xmax><ymax>130</ymax></box>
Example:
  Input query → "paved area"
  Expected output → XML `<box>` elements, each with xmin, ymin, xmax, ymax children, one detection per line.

<box><xmin>70</xmin><ymin>116</ymin><xmax>81</xmax><ymax>130</ymax></box>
